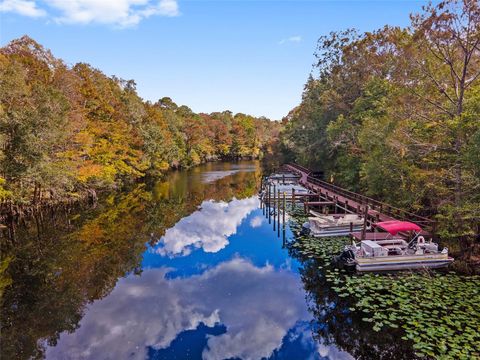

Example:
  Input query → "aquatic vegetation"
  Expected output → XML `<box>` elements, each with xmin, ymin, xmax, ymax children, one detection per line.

<box><xmin>287</xmin><ymin>212</ymin><xmax>480</xmax><ymax>359</ymax></box>
<box><xmin>339</xmin><ymin>273</ymin><xmax>480</xmax><ymax>359</ymax></box>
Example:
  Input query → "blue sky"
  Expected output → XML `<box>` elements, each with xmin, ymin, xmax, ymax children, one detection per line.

<box><xmin>0</xmin><ymin>0</ymin><xmax>430</xmax><ymax>119</ymax></box>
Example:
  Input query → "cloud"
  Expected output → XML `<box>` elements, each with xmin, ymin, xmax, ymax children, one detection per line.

<box><xmin>152</xmin><ymin>197</ymin><xmax>259</xmax><ymax>257</ymax></box>
<box><xmin>0</xmin><ymin>0</ymin><xmax>179</xmax><ymax>26</ymax></box>
<box><xmin>278</xmin><ymin>35</ymin><xmax>302</xmax><ymax>45</ymax></box>
<box><xmin>44</xmin><ymin>258</ymin><xmax>318</xmax><ymax>360</ymax></box>
<box><xmin>249</xmin><ymin>215</ymin><xmax>264</xmax><ymax>228</ymax></box>
<box><xmin>0</xmin><ymin>0</ymin><xmax>46</xmax><ymax>17</ymax></box>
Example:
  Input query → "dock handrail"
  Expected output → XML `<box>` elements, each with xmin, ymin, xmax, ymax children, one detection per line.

<box><xmin>288</xmin><ymin>163</ymin><xmax>312</xmax><ymax>176</ymax></box>
<box><xmin>286</xmin><ymin>163</ymin><xmax>436</xmax><ymax>232</ymax></box>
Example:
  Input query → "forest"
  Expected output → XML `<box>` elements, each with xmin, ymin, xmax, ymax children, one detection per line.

<box><xmin>0</xmin><ymin>37</ymin><xmax>280</xmax><ymax>211</ymax></box>
<box><xmin>1</xmin><ymin>0</ymin><xmax>478</xmax><ymax>254</ymax></box>
<box><xmin>280</xmin><ymin>0</ymin><xmax>480</xmax><ymax>251</ymax></box>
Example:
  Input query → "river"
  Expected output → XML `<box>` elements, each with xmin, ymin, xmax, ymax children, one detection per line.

<box><xmin>0</xmin><ymin>161</ymin><xmax>344</xmax><ymax>359</ymax></box>
<box><xmin>1</xmin><ymin>161</ymin><xmax>477</xmax><ymax>360</ymax></box>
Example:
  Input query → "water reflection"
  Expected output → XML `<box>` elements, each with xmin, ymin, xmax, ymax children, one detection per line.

<box><xmin>45</xmin><ymin>258</ymin><xmax>314</xmax><ymax>360</ymax></box>
<box><xmin>152</xmin><ymin>197</ymin><xmax>259</xmax><ymax>257</ymax></box>
<box><xmin>2</xmin><ymin>161</ymin><xmax>342</xmax><ymax>359</ymax></box>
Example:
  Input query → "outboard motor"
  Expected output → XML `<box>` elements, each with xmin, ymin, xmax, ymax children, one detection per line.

<box><xmin>301</xmin><ymin>222</ymin><xmax>311</xmax><ymax>236</ymax></box>
<box><xmin>333</xmin><ymin>249</ymin><xmax>356</xmax><ymax>272</ymax></box>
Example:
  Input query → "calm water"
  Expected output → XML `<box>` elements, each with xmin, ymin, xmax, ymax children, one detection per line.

<box><xmin>2</xmin><ymin>161</ymin><xmax>402</xmax><ymax>360</ymax></box>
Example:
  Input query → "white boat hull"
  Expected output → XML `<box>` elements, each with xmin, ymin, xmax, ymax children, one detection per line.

<box><xmin>311</xmin><ymin>226</ymin><xmax>363</xmax><ymax>238</ymax></box>
<box><xmin>356</xmin><ymin>254</ymin><xmax>454</xmax><ymax>272</ymax></box>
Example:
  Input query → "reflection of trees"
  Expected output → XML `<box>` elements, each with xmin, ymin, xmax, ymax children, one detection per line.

<box><xmin>0</xmin><ymin>162</ymin><xmax>262</xmax><ymax>359</ymax></box>
<box><xmin>144</xmin><ymin>162</ymin><xmax>260</xmax><ymax>243</ymax></box>
<box><xmin>1</xmin><ymin>186</ymin><xmax>151</xmax><ymax>359</ymax></box>
<box><xmin>297</xmin><ymin>259</ymin><xmax>418</xmax><ymax>360</ymax></box>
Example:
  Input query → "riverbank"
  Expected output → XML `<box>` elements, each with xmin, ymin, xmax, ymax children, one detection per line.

<box><xmin>1</xmin><ymin>37</ymin><xmax>281</xmax><ymax>222</ymax></box>
<box><xmin>0</xmin><ymin>157</ymin><xmax>272</xmax><ymax>223</ymax></box>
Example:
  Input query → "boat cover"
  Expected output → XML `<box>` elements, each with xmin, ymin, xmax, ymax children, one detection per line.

<box><xmin>374</xmin><ymin>221</ymin><xmax>422</xmax><ymax>235</ymax></box>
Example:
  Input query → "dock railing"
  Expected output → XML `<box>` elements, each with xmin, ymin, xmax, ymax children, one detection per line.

<box><xmin>286</xmin><ymin>163</ymin><xmax>436</xmax><ymax>234</ymax></box>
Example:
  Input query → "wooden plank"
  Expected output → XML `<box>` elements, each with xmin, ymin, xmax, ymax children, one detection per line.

<box><xmin>304</xmin><ymin>201</ymin><xmax>334</xmax><ymax>206</ymax></box>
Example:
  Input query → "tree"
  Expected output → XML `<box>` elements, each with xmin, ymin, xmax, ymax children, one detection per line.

<box><xmin>409</xmin><ymin>0</ymin><xmax>480</xmax><ymax>206</ymax></box>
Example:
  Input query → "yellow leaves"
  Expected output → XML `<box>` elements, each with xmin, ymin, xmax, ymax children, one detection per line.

<box><xmin>0</xmin><ymin>255</ymin><xmax>13</xmax><ymax>299</ymax></box>
<box><xmin>156</xmin><ymin>161</ymin><xmax>170</xmax><ymax>172</ymax></box>
<box><xmin>74</xmin><ymin>130</ymin><xmax>94</xmax><ymax>148</ymax></box>
<box><xmin>76</xmin><ymin>162</ymin><xmax>104</xmax><ymax>183</ymax></box>
<box><xmin>153</xmin><ymin>181</ymin><xmax>170</xmax><ymax>200</ymax></box>
<box><xmin>189</xmin><ymin>150</ymin><xmax>201</xmax><ymax>166</ymax></box>
<box><xmin>78</xmin><ymin>223</ymin><xmax>106</xmax><ymax>245</ymax></box>
<box><xmin>0</xmin><ymin>177</ymin><xmax>12</xmax><ymax>201</ymax></box>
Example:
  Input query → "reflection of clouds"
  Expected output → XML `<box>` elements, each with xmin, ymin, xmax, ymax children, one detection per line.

<box><xmin>317</xmin><ymin>341</ymin><xmax>354</xmax><ymax>360</ymax></box>
<box><xmin>45</xmin><ymin>258</ymin><xmax>312</xmax><ymax>360</ymax></box>
<box><xmin>154</xmin><ymin>197</ymin><xmax>258</xmax><ymax>257</ymax></box>
<box><xmin>249</xmin><ymin>215</ymin><xmax>264</xmax><ymax>228</ymax></box>
<box><xmin>201</xmin><ymin>170</ymin><xmax>239</xmax><ymax>183</ymax></box>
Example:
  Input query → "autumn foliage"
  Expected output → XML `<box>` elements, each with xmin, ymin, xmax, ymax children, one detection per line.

<box><xmin>281</xmin><ymin>0</ymin><xmax>480</xmax><ymax>245</ymax></box>
<box><xmin>0</xmin><ymin>37</ymin><xmax>280</xmax><ymax>206</ymax></box>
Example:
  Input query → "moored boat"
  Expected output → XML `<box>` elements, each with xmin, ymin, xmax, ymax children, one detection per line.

<box><xmin>303</xmin><ymin>213</ymin><xmax>365</xmax><ymax>238</ymax></box>
<box><xmin>335</xmin><ymin>221</ymin><xmax>454</xmax><ymax>271</ymax></box>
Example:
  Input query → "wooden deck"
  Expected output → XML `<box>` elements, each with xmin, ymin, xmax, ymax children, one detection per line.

<box><xmin>283</xmin><ymin>163</ymin><xmax>436</xmax><ymax>237</ymax></box>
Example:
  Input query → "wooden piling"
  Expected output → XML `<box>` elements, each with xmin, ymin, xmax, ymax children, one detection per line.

<box><xmin>283</xmin><ymin>192</ymin><xmax>286</xmax><ymax>230</ymax></box>
<box><xmin>277</xmin><ymin>189</ymin><xmax>281</xmax><ymax>236</ymax></box>
<box><xmin>268</xmin><ymin>184</ymin><xmax>271</xmax><ymax>223</ymax></box>
<box><xmin>361</xmin><ymin>205</ymin><xmax>368</xmax><ymax>240</ymax></box>
<box><xmin>292</xmin><ymin>188</ymin><xmax>295</xmax><ymax>211</ymax></box>
<box><xmin>273</xmin><ymin>184</ymin><xmax>276</xmax><ymax>231</ymax></box>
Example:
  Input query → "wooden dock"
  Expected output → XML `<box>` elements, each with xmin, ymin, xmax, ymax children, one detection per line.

<box><xmin>283</xmin><ymin>163</ymin><xmax>436</xmax><ymax>236</ymax></box>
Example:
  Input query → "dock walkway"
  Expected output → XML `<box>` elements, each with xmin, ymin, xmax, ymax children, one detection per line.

<box><xmin>284</xmin><ymin>163</ymin><xmax>436</xmax><ymax>236</ymax></box>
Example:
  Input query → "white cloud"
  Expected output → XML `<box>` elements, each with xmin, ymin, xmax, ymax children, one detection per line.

<box><xmin>152</xmin><ymin>197</ymin><xmax>259</xmax><ymax>257</ymax></box>
<box><xmin>249</xmin><ymin>215</ymin><xmax>264</xmax><ymax>228</ymax></box>
<box><xmin>0</xmin><ymin>0</ymin><xmax>46</xmax><ymax>17</ymax></box>
<box><xmin>44</xmin><ymin>258</ymin><xmax>317</xmax><ymax>360</ymax></box>
<box><xmin>0</xmin><ymin>0</ymin><xmax>179</xmax><ymax>26</ymax></box>
<box><xmin>278</xmin><ymin>35</ymin><xmax>302</xmax><ymax>45</ymax></box>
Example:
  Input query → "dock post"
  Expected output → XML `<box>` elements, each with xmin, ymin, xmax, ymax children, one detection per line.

<box><xmin>273</xmin><ymin>184</ymin><xmax>276</xmax><ymax>231</ymax></box>
<box><xmin>350</xmin><ymin>222</ymin><xmax>353</xmax><ymax>233</ymax></box>
<box><xmin>268</xmin><ymin>184</ymin><xmax>271</xmax><ymax>223</ymax></box>
<box><xmin>361</xmin><ymin>205</ymin><xmax>368</xmax><ymax>240</ymax></box>
<box><xmin>283</xmin><ymin>192</ymin><xmax>286</xmax><ymax>230</ymax></box>
<box><xmin>282</xmin><ymin>174</ymin><xmax>285</xmax><ymax>185</ymax></box>
<box><xmin>277</xmin><ymin>189</ymin><xmax>281</xmax><ymax>237</ymax></box>
<box><xmin>262</xmin><ymin>191</ymin><xmax>265</xmax><ymax>215</ymax></box>
<box><xmin>292</xmin><ymin>188</ymin><xmax>295</xmax><ymax>211</ymax></box>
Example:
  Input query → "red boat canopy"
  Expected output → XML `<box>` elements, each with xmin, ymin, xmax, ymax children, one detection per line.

<box><xmin>374</xmin><ymin>221</ymin><xmax>422</xmax><ymax>235</ymax></box>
